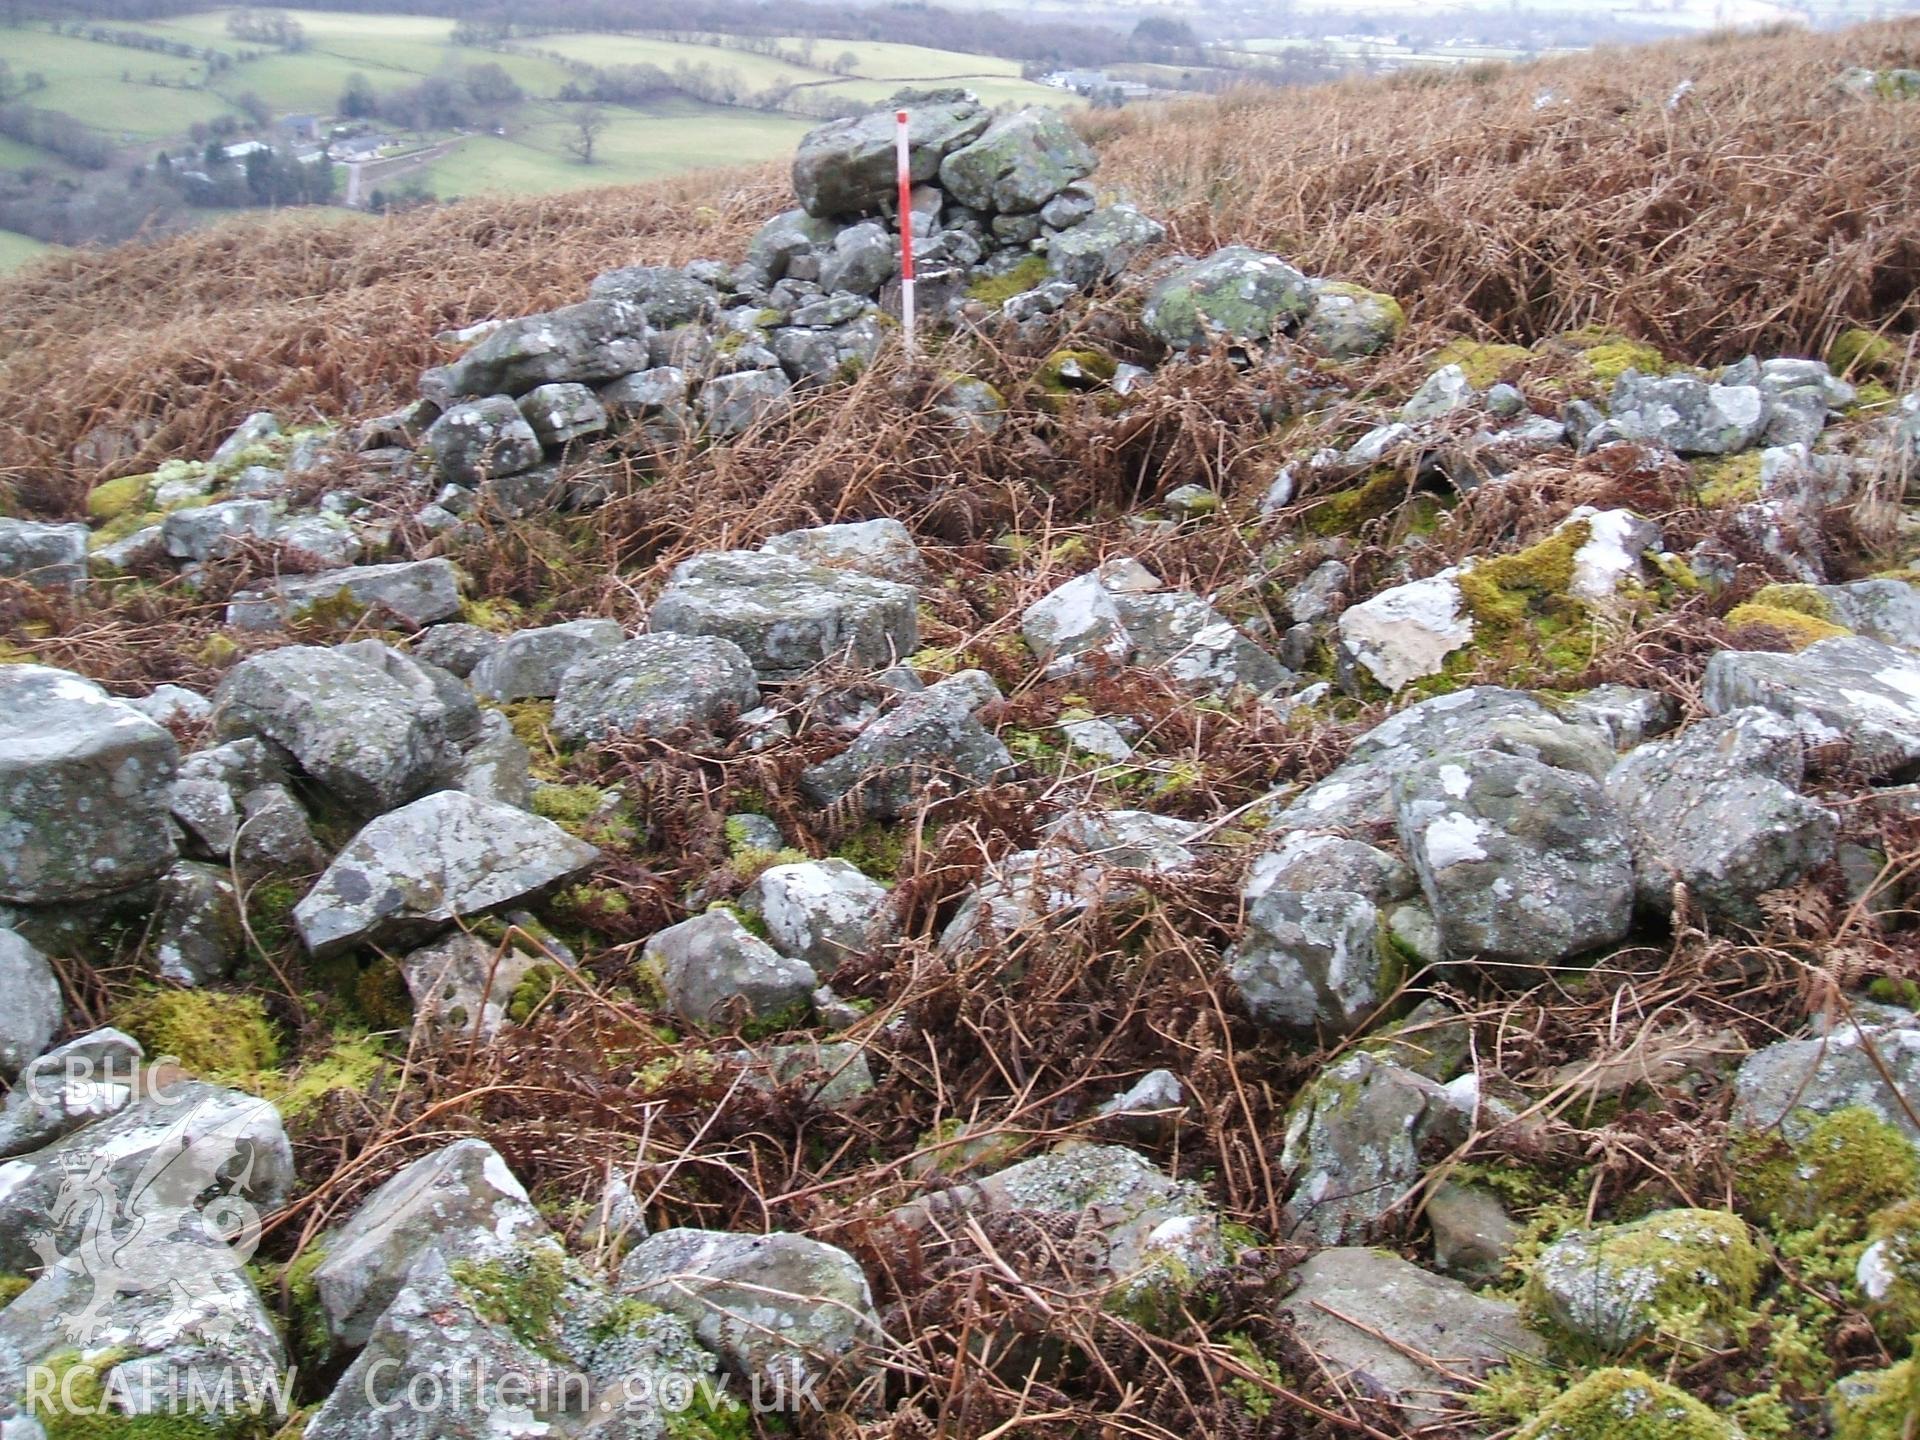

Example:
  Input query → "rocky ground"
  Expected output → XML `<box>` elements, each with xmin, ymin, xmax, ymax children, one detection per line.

<box><xmin>3</xmin><ymin>72</ymin><xmax>1920</xmax><ymax>1440</ymax></box>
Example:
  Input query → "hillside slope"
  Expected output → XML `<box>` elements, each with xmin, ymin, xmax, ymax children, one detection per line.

<box><xmin>1</xmin><ymin>20</ymin><xmax>1920</xmax><ymax>1440</ymax></box>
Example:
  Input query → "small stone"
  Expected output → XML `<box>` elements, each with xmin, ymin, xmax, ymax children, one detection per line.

<box><xmin>740</xmin><ymin>859</ymin><xmax>892</xmax><ymax>976</ymax></box>
<box><xmin>0</xmin><ymin>1027</ymin><xmax>143</xmax><ymax>1158</ymax></box>
<box><xmin>641</xmin><ymin>909</ymin><xmax>816</xmax><ymax>1028</ymax></box>
<box><xmin>1336</xmin><ymin>571</ymin><xmax>1473</xmax><ymax>693</ymax></box>
<box><xmin>761</xmin><ymin>518</ymin><xmax>923</xmax><ymax>583</ymax></box>
<box><xmin>400</xmin><ymin>931</ymin><xmax>549</xmax><ymax>1044</ymax></box>
<box><xmin>697</xmin><ymin>368</ymin><xmax>794</xmax><ymax>438</ymax></box>
<box><xmin>149</xmin><ymin>860</ymin><xmax>243</xmax><ymax>986</ymax></box>
<box><xmin>1428</xmin><ymin>1182</ymin><xmax>1519</xmax><ymax>1284</ymax></box>
<box><xmin>0</xmin><ymin>519</ymin><xmax>88</xmax><ymax>591</ymax></box>
<box><xmin>0</xmin><ymin>930</ymin><xmax>63</xmax><ymax>1080</ymax></box>
<box><xmin>516</xmin><ymin>382</ymin><xmax>608</xmax><ymax>447</ymax></box>
<box><xmin>798</xmin><ymin>670</ymin><xmax>1013</xmax><ymax>819</ymax></box>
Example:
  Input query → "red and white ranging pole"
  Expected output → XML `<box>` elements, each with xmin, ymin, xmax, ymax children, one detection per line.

<box><xmin>895</xmin><ymin>109</ymin><xmax>916</xmax><ymax>354</ymax></box>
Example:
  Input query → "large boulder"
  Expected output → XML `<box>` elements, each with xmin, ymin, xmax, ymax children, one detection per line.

<box><xmin>1142</xmin><ymin>246</ymin><xmax>1315</xmax><ymax>351</ymax></box>
<box><xmin>650</xmin><ymin>550</ymin><xmax>918</xmax><ymax>679</ymax></box>
<box><xmin>0</xmin><ymin>1079</ymin><xmax>293</xmax><ymax>1273</ymax></box>
<box><xmin>211</xmin><ymin>644</ymin><xmax>460</xmax><ymax>817</ymax></box>
<box><xmin>617</xmin><ymin>1228</ymin><xmax>882</xmax><ymax>1387</ymax></box>
<box><xmin>585</xmin><ymin>264</ymin><xmax>719</xmax><ymax>327</ymax></box>
<box><xmin>697</xmin><ymin>367</ymin><xmax>794</xmax><ymax>438</ymax></box>
<box><xmin>799</xmin><ymin>669</ymin><xmax>1013</xmax><ymax>818</ymax></box>
<box><xmin>311</xmin><ymin>1138</ymin><xmax>549</xmax><ymax>1350</ymax></box>
<box><xmin>1704</xmin><ymin>635</ymin><xmax>1920</xmax><ymax>780</ymax></box>
<box><xmin>761</xmin><ymin>517</ymin><xmax>924</xmax><ymax>584</ymax></box>
<box><xmin>441</xmin><ymin>298</ymin><xmax>651</xmax><ymax>399</ymax></box>
<box><xmin>1279</xmin><ymin>1249</ymin><xmax>1543</xmax><ymax>1429</ymax></box>
<box><xmin>1605</xmin><ymin>707</ymin><xmax>1836</xmax><ymax>922</ymax></box>
<box><xmin>937</xmin><ymin>107</ymin><xmax>1094</xmax><ymax>215</ymax></box>
<box><xmin>226</xmin><ymin>558</ymin><xmax>464</xmax><ymax>632</ymax></box>
<box><xmin>1393</xmin><ymin>748</ymin><xmax>1634</xmax><ymax>968</ymax></box>
<box><xmin>293</xmin><ymin>790</ymin><xmax>600</xmax><ymax>959</ymax></box>
<box><xmin>552</xmin><ymin>633</ymin><xmax>762</xmax><ymax>745</ymax></box>
<box><xmin>0</xmin><ymin>664</ymin><xmax>179</xmax><ymax>904</ymax></box>
<box><xmin>793</xmin><ymin>100</ymin><xmax>989</xmax><ymax>219</ymax></box>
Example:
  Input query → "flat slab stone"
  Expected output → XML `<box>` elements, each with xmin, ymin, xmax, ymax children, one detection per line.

<box><xmin>226</xmin><ymin>559</ymin><xmax>464</xmax><ymax>632</ymax></box>
<box><xmin>294</xmin><ymin>791</ymin><xmax>600</xmax><ymax>959</ymax></box>
<box><xmin>649</xmin><ymin>549</ymin><xmax>918</xmax><ymax>679</ymax></box>
<box><xmin>1279</xmin><ymin>1247</ymin><xmax>1544</xmax><ymax>1429</ymax></box>
<box><xmin>1704</xmin><ymin>635</ymin><xmax>1920</xmax><ymax>780</ymax></box>
<box><xmin>552</xmin><ymin>633</ymin><xmax>761</xmax><ymax>744</ymax></box>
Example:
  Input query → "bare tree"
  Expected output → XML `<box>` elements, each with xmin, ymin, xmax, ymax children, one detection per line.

<box><xmin>565</xmin><ymin>105</ymin><xmax>609</xmax><ymax>165</ymax></box>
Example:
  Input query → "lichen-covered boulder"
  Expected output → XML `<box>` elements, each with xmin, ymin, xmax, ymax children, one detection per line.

<box><xmin>1805</xmin><ymin>578</ymin><xmax>1920</xmax><ymax>649</ymax></box>
<box><xmin>745</xmin><ymin>208</ymin><xmax>844</xmax><ymax>282</ymax></box>
<box><xmin>1606</xmin><ymin>370</ymin><xmax>1769</xmax><ymax>455</ymax></box>
<box><xmin>799</xmin><ymin>669</ymin><xmax>1013</xmax><ymax>818</ymax></box>
<box><xmin>731</xmin><ymin>1040</ymin><xmax>877</xmax><ymax>1107</ymax></box>
<box><xmin>160</xmin><ymin>497</ymin><xmax>278</xmax><ymax>562</ymax></box>
<box><xmin>793</xmin><ymin>100</ymin><xmax>988</xmax><ymax>219</ymax></box>
<box><xmin>761</xmin><ymin>517</ymin><xmax>924</xmax><ymax>584</ymax></box>
<box><xmin>471</xmin><ymin>618</ymin><xmax>625</xmax><ymax>703</ymax></box>
<box><xmin>0</xmin><ymin>664</ymin><xmax>179</xmax><ymax>904</ymax></box>
<box><xmin>1336</xmin><ymin>571</ymin><xmax>1475</xmax><ymax>693</ymax></box>
<box><xmin>422</xmin><ymin>396</ymin><xmax>545</xmax><ymax>487</ymax></box>
<box><xmin>740</xmin><ymin>859</ymin><xmax>892</xmax><ymax>976</ymax></box>
<box><xmin>0</xmin><ymin>518</ymin><xmax>87</xmax><ymax>591</ymax></box>
<box><xmin>1280</xmin><ymin>1051</ymin><xmax>1451</xmax><ymax>1244</ymax></box>
<box><xmin>938</xmin><ymin>108</ymin><xmax>1095</xmax><ymax>215</ymax></box>
<box><xmin>1020</xmin><ymin>559</ymin><xmax>1161</xmax><ymax>672</ymax></box>
<box><xmin>651</xmin><ymin>549</ymin><xmax>918</xmax><ymax>679</ymax></box>
<box><xmin>1301</xmin><ymin>281</ymin><xmax>1406</xmax><ymax>360</ymax></box>
<box><xmin>1048</xmin><ymin>205</ymin><xmax>1167</xmax><ymax>289</ymax></box>
<box><xmin>211</xmin><ymin>644</ymin><xmax>460</xmax><ymax>816</ymax></box>
<box><xmin>1525</xmin><ymin>1208</ymin><xmax>1763</xmax><ymax>1353</ymax></box>
<box><xmin>618</xmin><ymin>1228</ymin><xmax>882</xmax><ymax>1387</ymax></box>
<box><xmin>1515</xmin><ymin>1368</ymin><xmax>1739</xmax><ymax>1440</ymax></box>
<box><xmin>585</xmin><ymin>263</ymin><xmax>719</xmax><ymax>327</ymax></box>
<box><xmin>294</xmin><ymin>791</ymin><xmax>600</xmax><ymax>959</ymax></box>
<box><xmin>441</xmin><ymin>297</ymin><xmax>651</xmax><ymax>399</ymax></box>
<box><xmin>889</xmin><ymin>1143</ymin><xmax>1224</xmax><ymax>1303</ymax></box>
<box><xmin>1605</xmin><ymin>707</ymin><xmax>1836</xmax><ymax>922</ymax></box>
<box><xmin>552</xmin><ymin>633</ymin><xmax>762</xmax><ymax>744</ymax></box>
<box><xmin>0</xmin><ymin>1079</ymin><xmax>293</xmax><ymax>1272</ymax></box>
<box><xmin>1227</xmin><ymin>833</ymin><xmax>1415</xmax><ymax>1039</ymax></box>
<box><xmin>1394</xmin><ymin>748</ymin><xmax>1634</xmax><ymax>968</ymax></box>
<box><xmin>0</xmin><ymin>1216</ymin><xmax>286</xmax><ymax>1427</ymax></box>
<box><xmin>1142</xmin><ymin>246</ymin><xmax>1315</xmax><ymax>351</ymax></box>
<box><xmin>0</xmin><ymin>929</ymin><xmax>62</xmax><ymax>1079</ymax></box>
<box><xmin>312</xmin><ymin>1137</ymin><xmax>549</xmax><ymax>1349</ymax></box>
<box><xmin>226</xmin><ymin>557</ymin><xmax>464</xmax><ymax>632</ymax></box>
<box><xmin>1113</xmin><ymin>590</ymin><xmax>1290</xmax><ymax>696</ymax></box>
<box><xmin>817</xmin><ymin>218</ymin><xmax>896</xmax><ymax>296</ymax></box>
<box><xmin>641</xmin><ymin>909</ymin><xmax>816</xmax><ymax>1029</ymax></box>
<box><xmin>1704</xmin><ymin>635</ymin><xmax>1920</xmax><ymax>780</ymax></box>
<box><xmin>1280</xmin><ymin>1249</ymin><xmax>1543</xmax><ymax>1429</ymax></box>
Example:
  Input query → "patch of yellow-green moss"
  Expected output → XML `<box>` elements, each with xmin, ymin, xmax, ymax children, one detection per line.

<box><xmin>1035</xmin><ymin>347</ymin><xmax>1119</xmax><ymax>404</ymax></box>
<box><xmin>530</xmin><ymin>782</ymin><xmax>611</xmax><ymax>830</ymax></box>
<box><xmin>1306</xmin><ymin>467</ymin><xmax>1410</xmax><ymax>535</ymax></box>
<box><xmin>966</xmin><ymin>253</ymin><xmax>1050</xmax><ymax>305</ymax></box>
<box><xmin>496</xmin><ymin>700</ymin><xmax>566</xmax><ymax>780</ymax></box>
<box><xmin>835</xmin><ymin>822</ymin><xmax>911</xmax><ymax>882</ymax></box>
<box><xmin>255</xmin><ymin>1239</ymin><xmax>332</xmax><ymax>1369</ymax></box>
<box><xmin>1559</xmin><ymin>326</ymin><xmax>1672</xmax><ymax>386</ymax></box>
<box><xmin>111</xmin><ymin>988</ymin><xmax>282</xmax><ymax>1080</ymax></box>
<box><xmin>197</xmin><ymin>633</ymin><xmax>241</xmax><ymax>668</ymax></box>
<box><xmin>26</xmin><ymin>1348</ymin><xmax>284</xmax><ymax>1439</ymax></box>
<box><xmin>287</xmin><ymin>587</ymin><xmax>371</xmax><ymax>633</ymax></box>
<box><xmin>451</xmin><ymin>1242</ymin><xmax>571</xmax><ymax>1361</ymax></box>
<box><xmin>1691</xmin><ymin>452</ymin><xmax>1763</xmax><ymax>507</ymax></box>
<box><xmin>1829</xmin><ymin>327</ymin><xmax>1904</xmax><ymax>378</ymax></box>
<box><xmin>505</xmin><ymin>964</ymin><xmax>563</xmax><ymax>1024</ymax></box>
<box><xmin>1512</xmin><ymin>1367</ymin><xmax>1737</xmax><ymax>1440</ymax></box>
<box><xmin>1431</xmin><ymin>338</ymin><xmax>1533</xmax><ymax>387</ymax></box>
<box><xmin>1455</xmin><ymin>521</ymin><xmax>1597</xmax><ymax>681</ymax></box>
<box><xmin>1831</xmin><ymin>1356</ymin><xmax>1920</xmax><ymax>1440</ymax></box>
<box><xmin>87</xmin><ymin>507</ymin><xmax>165</xmax><ymax>552</ymax></box>
<box><xmin>662</xmin><ymin>1385</ymin><xmax>753</xmax><ymax>1440</ymax></box>
<box><xmin>85</xmin><ymin>474</ymin><xmax>156</xmax><ymax>522</ymax></box>
<box><xmin>1724</xmin><ymin>603</ymin><xmax>1851</xmax><ymax>648</ymax></box>
<box><xmin>0</xmin><ymin>1272</ymin><xmax>29</xmax><ymax>1307</ymax></box>
<box><xmin>260</xmin><ymin>1035</ymin><xmax>387</xmax><ymax>1123</ymax></box>
<box><xmin>459</xmin><ymin>596</ymin><xmax>525</xmax><ymax>633</ymax></box>
<box><xmin>1737</xmin><ymin>1106</ymin><xmax>1920</xmax><ymax>1235</ymax></box>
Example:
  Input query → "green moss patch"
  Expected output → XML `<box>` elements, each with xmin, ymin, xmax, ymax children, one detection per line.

<box><xmin>1828</xmin><ymin>327</ymin><xmax>1904</xmax><ymax>378</ymax></box>
<box><xmin>111</xmin><ymin>988</ymin><xmax>282</xmax><ymax>1080</ymax></box>
<box><xmin>966</xmin><ymin>254</ymin><xmax>1050</xmax><ymax>305</ymax></box>
<box><xmin>1736</xmin><ymin>1106</ymin><xmax>1920</xmax><ymax>1235</ymax></box>
<box><xmin>1513</xmin><ymin>1367</ymin><xmax>1737</xmax><ymax>1440</ymax></box>
<box><xmin>1430</xmin><ymin>337</ymin><xmax>1532</xmax><ymax>387</ymax></box>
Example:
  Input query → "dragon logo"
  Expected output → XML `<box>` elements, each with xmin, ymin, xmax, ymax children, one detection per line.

<box><xmin>24</xmin><ymin>1081</ymin><xmax>272</xmax><ymax>1348</ymax></box>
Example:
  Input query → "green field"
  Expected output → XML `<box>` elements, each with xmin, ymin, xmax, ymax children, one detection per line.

<box><xmin>809</xmin><ymin>74</ymin><xmax>1077</xmax><ymax>109</ymax></box>
<box><xmin>0</xmin><ymin>27</ymin><xmax>232</xmax><ymax>137</ymax></box>
<box><xmin>777</xmin><ymin>38</ymin><xmax>1026</xmax><ymax>80</ymax></box>
<box><xmin>0</xmin><ymin>136</ymin><xmax>58</xmax><ymax>171</ymax></box>
<box><xmin>526</xmin><ymin>34</ymin><xmax>824</xmax><ymax>92</ymax></box>
<box><xmin>411</xmin><ymin>101</ymin><xmax>809</xmax><ymax>198</ymax></box>
<box><xmin>0</xmin><ymin>228</ymin><xmax>62</xmax><ymax>274</ymax></box>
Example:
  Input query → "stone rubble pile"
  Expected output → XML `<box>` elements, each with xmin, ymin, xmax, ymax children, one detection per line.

<box><xmin>6</xmin><ymin>87</ymin><xmax>1920</xmax><ymax>1440</ymax></box>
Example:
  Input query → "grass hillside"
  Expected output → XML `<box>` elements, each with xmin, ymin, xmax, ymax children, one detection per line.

<box><xmin>2</xmin><ymin>18</ymin><xmax>1914</xmax><ymax>505</ymax></box>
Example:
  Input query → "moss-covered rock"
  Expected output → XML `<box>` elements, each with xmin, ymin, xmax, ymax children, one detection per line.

<box><xmin>1735</xmin><ymin>1105</ymin><xmax>1920</xmax><ymax>1234</ymax></box>
<box><xmin>1830</xmin><ymin>1356</ymin><xmax>1920</xmax><ymax>1440</ymax></box>
<box><xmin>1430</xmin><ymin>338</ymin><xmax>1533</xmax><ymax>387</ymax></box>
<box><xmin>110</xmin><ymin>987</ymin><xmax>282</xmax><ymax>1080</ymax></box>
<box><xmin>84</xmin><ymin>473</ymin><xmax>156</xmax><ymax>522</ymax></box>
<box><xmin>1724</xmin><ymin>602</ymin><xmax>1852</xmax><ymax>648</ymax></box>
<box><xmin>1558</xmin><ymin>326</ymin><xmax>1671</xmax><ymax>386</ymax></box>
<box><xmin>1515</xmin><ymin>1367</ymin><xmax>1738</xmax><ymax>1440</ymax></box>
<box><xmin>1828</xmin><ymin>327</ymin><xmax>1903</xmax><ymax>378</ymax></box>
<box><xmin>966</xmin><ymin>253</ymin><xmax>1050</xmax><ymax>304</ymax></box>
<box><xmin>1525</xmin><ymin>1207</ymin><xmax>1764</xmax><ymax>1355</ymax></box>
<box><xmin>1854</xmin><ymin>1198</ymin><xmax>1920</xmax><ymax>1347</ymax></box>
